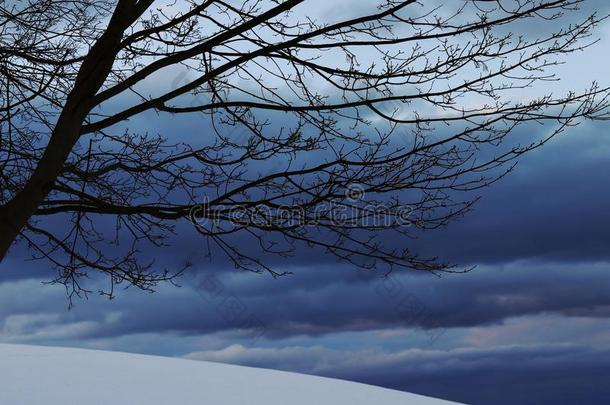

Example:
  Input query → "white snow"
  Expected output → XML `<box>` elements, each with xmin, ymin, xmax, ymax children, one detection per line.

<box><xmin>0</xmin><ymin>344</ymin><xmax>461</xmax><ymax>404</ymax></box>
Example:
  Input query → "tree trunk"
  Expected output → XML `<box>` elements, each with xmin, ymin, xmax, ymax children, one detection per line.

<box><xmin>0</xmin><ymin>1</ymin><xmax>142</xmax><ymax>261</ymax></box>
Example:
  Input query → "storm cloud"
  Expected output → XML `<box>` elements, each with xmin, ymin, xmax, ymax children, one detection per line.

<box><xmin>2</xmin><ymin>1</ymin><xmax>610</xmax><ymax>404</ymax></box>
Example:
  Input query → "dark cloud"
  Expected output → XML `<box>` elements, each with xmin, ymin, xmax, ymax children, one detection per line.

<box><xmin>0</xmin><ymin>4</ymin><xmax>609</xmax><ymax>404</ymax></box>
<box><xmin>411</xmin><ymin>123</ymin><xmax>610</xmax><ymax>265</ymax></box>
<box><xmin>2</xmin><ymin>260</ymin><xmax>610</xmax><ymax>344</ymax></box>
<box><xmin>186</xmin><ymin>343</ymin><xmax>610</xmax><ymax>405</ymax></box>
<box><xmin>1</xmin><ymin>120</ymin><xmax>609</xmax><ymax>404</ymax></box>
<box><xmin>3</xmin><ymin>123</ymin><xmax>609</xmax><ymax>286</ymax></box>
<box><xmin>359</xmin><ymin>345</ymin><xmax>610</xmax><ymax>405</ymax></box>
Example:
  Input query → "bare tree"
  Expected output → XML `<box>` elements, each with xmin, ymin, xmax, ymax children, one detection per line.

<box><xmin>0</xmin><ymin>0</ymin><xmax>608</xmax><ymax>296</ymax></box>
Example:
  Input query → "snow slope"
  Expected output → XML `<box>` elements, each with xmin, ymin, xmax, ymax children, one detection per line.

<box><xmin>0</xmin><ymin>344</ymin><xmax>460</xmax><ymax>405</ymax></box>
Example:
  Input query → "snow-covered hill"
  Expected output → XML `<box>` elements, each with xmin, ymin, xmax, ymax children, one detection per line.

<box><xmin>0</xmin><ymin>344</ymin><xmax>460</xmax><ymax>404</ymax></box>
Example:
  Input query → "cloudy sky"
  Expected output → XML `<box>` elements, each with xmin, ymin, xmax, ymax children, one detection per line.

<box><xmin>2</xmin><ymin>1</ymin><xmax>610</xmax><ymax>404</ymax></box>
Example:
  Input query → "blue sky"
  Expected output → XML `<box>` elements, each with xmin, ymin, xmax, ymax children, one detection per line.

<box><xmin>2</xmin><ymin>1</ymin><xmax>610</xmax><ymax>404</ymax></box>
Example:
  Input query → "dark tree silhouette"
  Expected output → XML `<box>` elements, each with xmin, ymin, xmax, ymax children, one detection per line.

<box><xmin>0</xmin><ymin>0</ymin><xmax>608</xmax><ymax>296</ymax></box>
